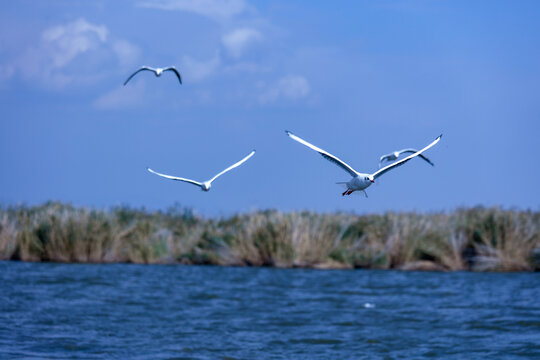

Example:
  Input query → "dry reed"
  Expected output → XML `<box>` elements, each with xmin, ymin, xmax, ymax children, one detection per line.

<box><xmin>0</xmin><ymin>202</ymin><xmax>538</xmax><ymax>271</ymax></box>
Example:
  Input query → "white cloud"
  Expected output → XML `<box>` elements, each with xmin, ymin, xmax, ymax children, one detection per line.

<box><xmin>138</xmin><ymin>0</ymin><xmax>247</xmax><ymax>20</ymax></box>
<box><xmin>5</xmin><ymin>18</ymin><xmax>140</xmax><ymax>88</ymax></box>
<box><xmin>41</xmin><ymin>18</ymin><xmax>108</xmax><ymax>69</ymax></box>
<box><xmin>93</xmin><ymin>82</ymin><xmax>146</xmax><ymax>110</ymax></box>
<box><xmin>259</xmin><ymin>75</ymin><xmax>311</xmax><ymax>104</ymax></box>
<box><xmin>180</xmin><ymin>54</ymin><xmax>221</xmax><ymax>82</ymax></box>
<box><xmin>222</xmin><ymin>28</ymin><xmax>262</xmax><ymax>58</ymax></box>
<box><xmin>112</xmin><ymin>40</ymin><xmax>141</xmax><ymax>67</ymax></box>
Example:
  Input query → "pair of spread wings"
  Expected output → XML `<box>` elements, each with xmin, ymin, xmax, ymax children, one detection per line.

<box><xmin>147</xmin><ymin>150</ymin><xmax>256</xmax><ymax>189</ymax></box>
<box><xmin>124</xmin><ymin>66</ymin><xmax>182</xmax><ymax>86</ymax></box>
<box><xmin>286</xmin><ymin>131</ymin><xmax>442</xmax><ymax>179</ymax></box>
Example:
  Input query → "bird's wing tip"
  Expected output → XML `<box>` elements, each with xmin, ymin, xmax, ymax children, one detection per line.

<box><xmin>438</xmin><ymin>134</ymin><xmax>443</xmax><ymax>139</ymax></box>
<box><xmin>285</xmin><ymin>130</ymin><xmax>292</xmax><ymax>136</ymax></box>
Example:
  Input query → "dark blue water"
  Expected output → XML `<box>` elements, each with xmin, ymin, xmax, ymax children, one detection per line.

<box><xmin>1</xmin><ymin>262</ymin><xmax>539</xmax><ymax>359</ymax></box>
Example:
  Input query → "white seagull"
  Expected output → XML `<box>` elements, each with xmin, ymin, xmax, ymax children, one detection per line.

<box><xmin>147</xmin><ymin>150</ymin><xmax>255</xmax><ymax>192</ymax></box>
<box><xmin>286</xmin><ymin>131</ymin><xmax>441</xmax><ymax>197</ymax></box>
<box><xmin>124</xmin><ymin>66</ymin><xmax>182</xmax><ymax>86</ymax></box>
<box><xmin>379</xmin><ymin>149</ymin><xmax>434</xmax><ymax>168</ymax></box>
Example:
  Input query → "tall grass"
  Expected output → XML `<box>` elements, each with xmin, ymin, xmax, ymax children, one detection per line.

<box><xmin>0</xmin><ymin>202</ymin><xmax>538</xmax><ymax>271</ymax></box>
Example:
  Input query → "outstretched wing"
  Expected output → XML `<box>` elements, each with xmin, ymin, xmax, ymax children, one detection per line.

<box><xmin>378</xmin><ymin>153</ymin><xmax>393</xmax><ymax>168</ymax></box>
<box><xmin>124</xmin><ymin>67</ymin><xmax>154</xmax><ymax>85</ymax></box>
<box><xmin>396</xmin><ymin>149</ymin><xmax>435</xmax><ymax>166</ymax></box>
<box><xmin>371</xmin><ymin>135</ymin><xmax>442</xmax><ymax>179</ymax></box>
<box><xmin>286</xmin><ymin>131</ymin><xmax>358</xmax><ymax>177</ymax></box>
<box><xmin>164</xmin><ymin>67</ymin><xmax>182</xmax><ymax>84</ymax></box>
<box><xmin>208</xmin><ymin>150</ymin><xmax>256</xmax><ymax>184</ymax></box>
<box><xmin>147</xmin><ymin>167</ymin><xmax>202</xmax><ymax>188</ymax></box>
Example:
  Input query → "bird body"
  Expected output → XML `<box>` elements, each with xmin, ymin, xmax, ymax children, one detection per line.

<box><xmin>124</xmin><ymin>66</ymin><xmax>182</xmax><ymax>85</ymax></box>
<box><xmin>337</xmin><ymin>174</ymin><xmax>374</xmax><ymax>196</ymax></box>
<box><xmin>388</xmin><ymin>152</ymin><xmax>401</xmax><ymax>161</ymax></box>
<box><xmin>346</xmin><ymin>174</ymin><xmax>372</xmax><ymax>191</ymax></box>
<box><xmin>286</xmin><ymin>131</ymin><xmax>441</xmax><ymax>196</ymax></box>
<box><xmin>336</xmin><ymin>174</ymin><xmax>373</xmax><ymax>196</ymax></box>
<box><xmin>147</xmin><ymin>150</ymin><xmax>255</xmax><ymax>192</ymax></box>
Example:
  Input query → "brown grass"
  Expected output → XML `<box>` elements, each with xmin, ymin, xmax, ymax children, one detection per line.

<box><xmin>0</xmin><ymin>202</ymin><xmax>538</xmax><ymax>271</ymax></box>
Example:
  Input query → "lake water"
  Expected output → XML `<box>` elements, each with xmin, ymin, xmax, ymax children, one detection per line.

<box><xmin>1</xmin><ymin>262</ymin><xmax>539</xmax><ymax>359</ymax></box>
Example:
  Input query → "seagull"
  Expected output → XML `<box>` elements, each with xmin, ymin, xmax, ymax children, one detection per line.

<box><xmin>147</xmin><ymin>150</ymin><xmax>255</xmax><ymax>192</ymax></box>
<box><xmin>379</xmin><ymin>149</ymin><xmax>434</xmax><ymax>168</ymax></box>
<box><xmin>285</xmin><ymin>131</ymin><xmax>441</xmax><ymax>197</ymax></box>
<box><xmin>124</xmin><ymin>66</ymin><xmax>182</xmax><ymax>86</ymax></box>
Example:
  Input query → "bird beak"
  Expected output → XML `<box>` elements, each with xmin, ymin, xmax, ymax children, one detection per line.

<box><xmin>370</xmin><ymin>179</ymin><xmax>374</xmax><ymax>183</ymax></box>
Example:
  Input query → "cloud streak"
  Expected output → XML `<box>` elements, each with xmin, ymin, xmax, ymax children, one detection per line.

<box><xmin>112</xmin><ymin>40</ymin><xmax>141</xmax><ymax>67</ymax></box>
<box><xmin>138</xmin><ymin>0</ymin><xmax>247</xmax><ymax>20</ymax></box>
<box><xmin>222</xmin><ymin>28</ymin><xmax>262</xmax><ymax>58</ymax></box>
<box><xmin>41</xmin><ymin>18</ymin><xmax>108</xmax><ymax>69</ymax></box>
<box><xmin>1</xmin><ymin>18</ymin><xmax>139</xmax><ymax>88</ymax></box>
<box><xmin>180</xmin><ymin>54</ymin><xmax>221</xmax><ymax>82</ymax></box>
<box><xmin>259</xmin><ymin>75</ymin><xmax>311</xmax><ymax>104</ymax></box>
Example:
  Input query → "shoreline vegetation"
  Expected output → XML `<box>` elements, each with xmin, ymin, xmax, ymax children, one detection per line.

<box><xmin>0</xmin><ymin>202</ymin><xmax>539</xmax><ymax>271</ymax></box>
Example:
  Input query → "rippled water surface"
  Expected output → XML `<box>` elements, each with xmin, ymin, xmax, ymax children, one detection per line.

<box><xmin>1</xmin><ymin>262</ymin><xmax>539</xmax><ymax>359</ymax></box>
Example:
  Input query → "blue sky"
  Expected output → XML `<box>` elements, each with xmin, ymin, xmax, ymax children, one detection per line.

<box><xmin>1</xmin><ymin>0</ymin><xmax>539</xmax><ymax>216</ymax></box>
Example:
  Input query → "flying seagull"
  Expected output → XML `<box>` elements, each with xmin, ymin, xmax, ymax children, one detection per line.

<box><xmin>124</xmin><ymin>66</ymin><xmax>182</xmax><ymax>86</ymax></box>
<box><xmin>147</xmin><ymin>150</ymin><xmax>255</xmax><ymax>192</ymax></box>
<box><xmin>286</xmin><ymin>131</ymin><xmax>441</xmax><ymax>197</ymax></box>
<box><xmin>379</xmin><ymin>149</ymin><xmax>434</xmax><ymax>168</ymax></box>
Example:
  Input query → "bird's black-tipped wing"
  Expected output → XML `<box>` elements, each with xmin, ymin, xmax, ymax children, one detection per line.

<box><xmin>124</xmin><ymin>66</ymin><xmax>155</xmax><ymax>86</ymax></box>
<box><xmin>164</xmin><ymin>67</ymin><xmax>182</xmax><ymax>84</ymax></box>
<box><xmin>371</xmin><ymin>135</ymin><xmax>442</xmax><ymax>179</ymax></box>
<box><xmin>396</xmin><ymin>149</ymin><xmax>435</xmax><ymax>166</ymax></box>
<box><xmin>378</xmin><ymin>153</ymin><xmax>394</xmax><ymax>168</ymax></box>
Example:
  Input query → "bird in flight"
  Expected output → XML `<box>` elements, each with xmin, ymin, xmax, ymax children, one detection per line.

<box><xmin>147</xmin><ymin>150</ymin><xmax>255</xmax><ymax>192</ymax></box>
<box><xmin>124</xmin><ymin>66</ymin><xmax>182</xmax><ymax>86</ymax></box>
<box><xmin>379</xmin><ymin>149</ymin><xmax>434</xmax><ymax>168</ymax></box>
<box><xmin>286</xmin><ymin>131</ymin><xmax>441</xmax><ymax>197</ymax></box>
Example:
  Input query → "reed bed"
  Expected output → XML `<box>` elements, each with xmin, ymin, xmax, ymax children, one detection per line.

<box><xmin>0</xmin><ymin>202</ymin><xmax>538</xmax><ymax>271</ymax></box>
